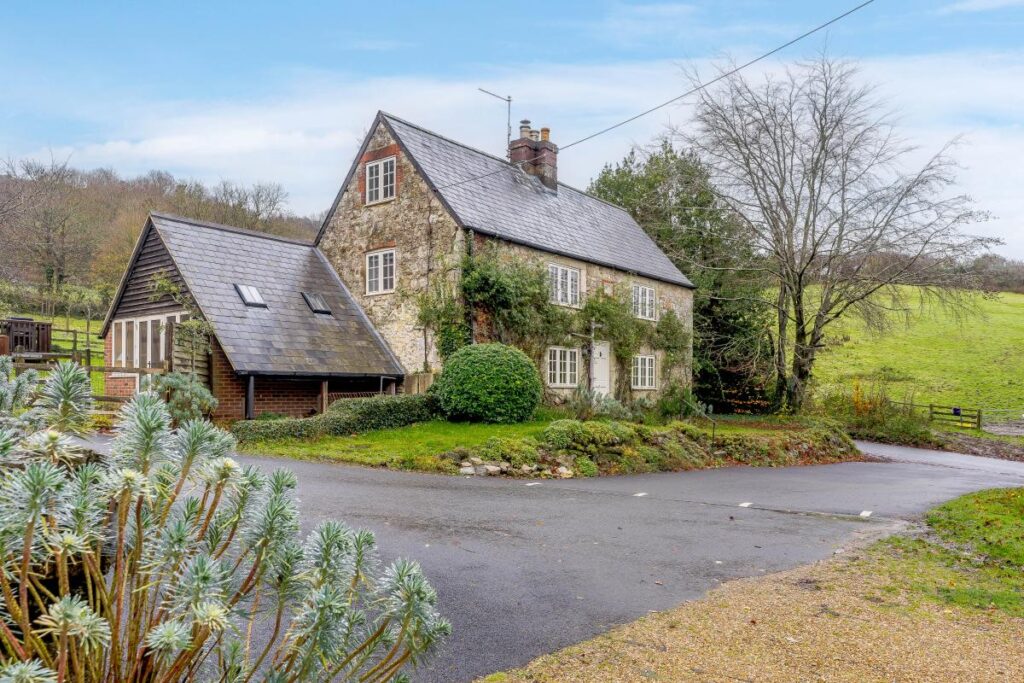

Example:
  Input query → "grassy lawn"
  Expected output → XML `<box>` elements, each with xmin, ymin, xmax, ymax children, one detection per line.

<box><xmin>237</xmin><ymin>419</ymin><xmax>552</xmax><ymax>472</ymax></box>
<box><xmin>482</xmin><ymin>488</ymin><xmax>1024</xmax><ymax>682</ymax></box>
<box><xmin>813</xmin><ymin>290</ymin><xmax>1024</xmax><ymax>410</ymax></box>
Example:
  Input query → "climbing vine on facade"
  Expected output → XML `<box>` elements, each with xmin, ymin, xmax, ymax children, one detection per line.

<box><xmin>417</xmin><ymin>250</ymin><xmax>691</xmax><ymax>396</ymax></box>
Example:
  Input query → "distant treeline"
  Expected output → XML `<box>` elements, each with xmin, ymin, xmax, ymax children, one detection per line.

<box><xmin>965</xmin><ymin>254</ymin><xmax>1024</xmax><ymax>294</ymax></box>
<box><xmin>0</xmin><ymin>159</ymin><xmax>320</xmax><ymax>313</ymax></box>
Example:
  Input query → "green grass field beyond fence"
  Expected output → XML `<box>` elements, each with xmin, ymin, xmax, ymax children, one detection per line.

<box><xmin>813</xmin><ymin>290</ymin><xmax>1024</xmax><ymax>412</ymax></box>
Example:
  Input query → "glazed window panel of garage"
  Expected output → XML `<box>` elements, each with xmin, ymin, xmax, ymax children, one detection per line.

<box><xmin>111</xmin><ymin>311</ymin><xmax>189</xmax><ymax>369</ymax></box>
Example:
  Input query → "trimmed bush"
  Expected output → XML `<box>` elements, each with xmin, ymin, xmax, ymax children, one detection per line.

<box><xmin>144</xmin><ymin>371</ymin><xmax>218</xmax><ymax>426</ymax></box>
<box><xmin>432</xmin><ymin>343</ymin><xmax>542</xmax><ymax>423</ymax></box>
<box><xmin>232</xmin><ymin>393</ymin><xmax>439</xmax><ymax>443</ymax></box>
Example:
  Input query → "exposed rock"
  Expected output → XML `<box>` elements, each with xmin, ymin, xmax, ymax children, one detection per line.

<box><xmin>483</xmin><ymin>464</ymin><xmax>502</xmax><ymax>475</ymax></box>
<box><xmin>459</xmin><ymin>466</ymin><xmax>475</xmax><ymax>475</ymax></box>
<box><xmin>460</xmin><ymin>461</ymin><xmax>472</xmax><ymax>468</ymax></box>
<box><xmin>556</xmin><ymin>466</ymin><xmax>573</xmax><ymax>478</ymax></box>
<box><xmin>469</xmin><ymin>457</ymin><xmax>484</xmax><ymax>466</ymax></box>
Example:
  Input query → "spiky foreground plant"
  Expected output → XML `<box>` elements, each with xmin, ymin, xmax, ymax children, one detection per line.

<box><xmin>0</xmin><ymin>370</ymin><xmax>449</xmax><ymax>681</ymax></box>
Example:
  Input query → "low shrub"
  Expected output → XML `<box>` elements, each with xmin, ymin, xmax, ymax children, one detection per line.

<box><xmin>232</xmin><ymin>393</ymin><xmax>439</xmax><ymax>443</ymax></box>
<box><xmin>476</xmin><ymin>436</ymin><xmax>540</xmax><ymax>467</ymax></box>
<box><xmin>574</xmin><ymin>455</ymin><xmax>599</xmax><ymax>477</ymax></box>
<box><xmin>812</xmin><ymin>382</ymin><xmax>942</xmax><ymax>448</ymax></box>
<box><xmin>452</xmin><ymin>416</ymin><xmax>859</xmax><ymax>478</ymax></box>
<box><xmin>144</xmin><ymin>371</ymin><xmax>218</xmax><ymax>426</ymax></box>
<box><xmin>432</xmin><ymin>343</ymin><xmax>542</xmax><ymax>423</ymax></box>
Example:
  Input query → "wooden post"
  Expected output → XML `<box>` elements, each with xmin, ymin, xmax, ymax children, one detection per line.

<box><xmin>245</xmin><ymin>375</ymin><xmax>256</xmax><ymax>420</ymax></box>
<box><xmin>320</xmin><ymin>380</ymin><xmax>329</xmax><ymax>414</ymax></box>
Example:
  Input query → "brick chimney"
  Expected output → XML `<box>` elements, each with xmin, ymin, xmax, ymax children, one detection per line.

<box><xmin>509</xmin><ymin>119</ymin><xmax>558</xmax><ymax>191</ymax></box>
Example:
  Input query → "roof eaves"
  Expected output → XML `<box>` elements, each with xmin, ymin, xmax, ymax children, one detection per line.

<box><xmin>99</xmin><ymin>217</ymin><xmax>156</xmax><ymax>338</ymax></box>
<box><xmin>467</xmin><ymin>225</ymin><xmax>695</xmax><ymax>289</ymax></box>
<box><xmin>151</xmin><ymin>212</ymin><xmax>312</xmax><ymax>246</ymax></box>
<box><xmin>312</xmin><ymin>247</ymin><xmax>406</xmax><ymax>375</ymax></box>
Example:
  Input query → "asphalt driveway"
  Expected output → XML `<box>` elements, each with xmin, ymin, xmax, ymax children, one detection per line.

<box><xmin>235</xmin><ymin>441</ymin><xmax>1024</xmax><ymax>682</ymax></box>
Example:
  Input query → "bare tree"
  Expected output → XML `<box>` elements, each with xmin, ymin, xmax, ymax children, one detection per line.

<box><xmin>683</xmin><ymin>56</ymin><xmax>996</xmax><ymax>409</ymax></box>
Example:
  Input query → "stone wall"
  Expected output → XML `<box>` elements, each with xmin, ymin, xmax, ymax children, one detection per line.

<box><xmin>318</xmin><ymin>122</ymin><xmax>465</xmax><ymax>379</ymax></box>
<box><xmin>480</xmin><ymin>236</ymin><xmax>694</xmax><ymax>400</ymax></box>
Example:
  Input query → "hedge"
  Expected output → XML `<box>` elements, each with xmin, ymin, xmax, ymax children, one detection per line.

<box><xmin>232</xmin><ymin>394</ymin><xmax>439</xmax><ymax>443</ymax></box>
<box><xmin>431</xmin><ymin>343</ymin><xmax>542</xmax><ymax>423</ymax></box>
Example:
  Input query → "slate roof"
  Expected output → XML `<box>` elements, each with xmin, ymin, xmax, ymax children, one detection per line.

<box><xmin>129</xmin><ymin>213</ymin><xmax>403</xmax><ymax>378</ymax></box>
<box><xmin>324</xmin><ymin>112</ymin><xmax>693</xmax><ymax>288</ymax></box>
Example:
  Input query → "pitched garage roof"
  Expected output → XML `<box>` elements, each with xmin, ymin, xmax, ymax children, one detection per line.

<box><xmin>107</xmin><ymin>213</ymin><xmax>403</xmax><ymax>378</ymax></box>
<box><xmin>319</xmin><ymin>112</ymin><xmax>693</xmax><ymax>288</ymax></box>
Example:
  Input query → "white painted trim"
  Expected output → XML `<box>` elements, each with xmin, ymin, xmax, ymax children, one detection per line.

<box><xmin>111</xmin><ymin>310</ymin><xmax>187</xmax><ymax>370</ymax></box>
<box><xmin>546</xmin><ymin>346</ymin><xmax>580</xmax><ymax>388</ymax></box>
<box><xmin>547</xmin><ymin>262</ymin><xmax>582</xmax><ymax>308</ymax></box>
<box><xmin>365</xmin><ymin>248</ymin><xmax>397</xmax><ymax>295</ymax></box>
<box><xmin>631</xmin><ymin>354</ymin><xmax>657</xmax><ymax>390</ymax></box>
<box><xmin>365</xmin><ymin>156</ymin><xmax>397</xmax><ymax>205</ymax></box>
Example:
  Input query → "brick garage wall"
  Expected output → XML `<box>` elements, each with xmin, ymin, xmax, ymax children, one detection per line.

<box><xmin>103</xmin><ymin>330</ymin><xmax>138</xmax><ymax>398</ymax></box>
<box><xmin>209</xmin><ymin>338</ymin><xmax>330</xmax><ymax>420</ymax></box>
<box><xmin>210</xmin><ymin>339</ymin><xmax>245</xmax><ymax>420</ymax></box>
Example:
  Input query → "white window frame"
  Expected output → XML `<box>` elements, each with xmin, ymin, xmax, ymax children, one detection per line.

<box><xmin>632</xmin><ymin>283</ymin><xmax>657</xmax><ymax>321</ymax></box>
<box><xmin>365</xmin><ymin>156</ymin><xmax>396</xmax><ymax>205</ymax></box>
<box><xmin>547</xmin><ymin>263</ymin><xmax>581</xmax><ymax>308</ymax></box>
<box><xmin>366</xmin><ymin>249</ymin><xmax>397</xmax><ymax>295</ymax></box>
<box><xmin>631</xmin><ymin>354</ymin><xmax>657</xmax><ymax>390</ymax></box>
<box><xmin>546</xmin><ymin>346</ymin><xmax>580</xmax><ymax>388</ymax></box>
<box><xmin>112</xmin><ymin>310</ymin><xmax>188</xmax><ymax>377</ymax></box>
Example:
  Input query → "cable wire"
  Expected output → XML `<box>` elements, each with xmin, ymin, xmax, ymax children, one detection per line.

<box><xmin>432</xmin><ymin>0</ymin><xmax>876</xmax><ymax>192</ymax></box>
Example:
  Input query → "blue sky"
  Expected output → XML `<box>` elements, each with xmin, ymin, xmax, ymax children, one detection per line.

<box><xmin>3</xmin><ymin>1</ymin><xmax>1023</xmax><ymax>255</ymax></box>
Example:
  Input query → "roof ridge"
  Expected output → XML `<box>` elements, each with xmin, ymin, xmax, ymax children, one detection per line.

<box><xmin>149</xmin><ymin>211</ymin><xmax>313</xmax><ymax>247</ymax></box>
<box><xmin>380</xmin><ymin>113</ymin><xmax>636</xmax><ymax>220</ymax></box>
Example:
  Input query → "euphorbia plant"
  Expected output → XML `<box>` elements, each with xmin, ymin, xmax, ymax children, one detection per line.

<box><xmin>0</xmin><ymin>360</ymin><xmax>449</xmax><ymax>681</ymax></box>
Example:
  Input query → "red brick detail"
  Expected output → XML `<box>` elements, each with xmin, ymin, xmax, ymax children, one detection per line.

<box><xmin>208</xmin><ymin>339</ymin><xmax>325</xmax><ymax>421</ymax></box>
<box><xmin>356</xmin><ymin>143</ymin><xmax>403</xmax><ymax>205</ymax></box>
<box><xmin>369</xmin><ymin>240</ymin><xmax>398</xmax><ymax>250</ymax></box>
<box><xmin>102</xmin><ymin>330</ymin><xmax>136</xmax><ymax>397</ymax></box>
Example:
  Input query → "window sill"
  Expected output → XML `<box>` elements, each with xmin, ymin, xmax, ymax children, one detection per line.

<box><xmin>550</xmin><ymin>301</ymin><xmax>582</xmax><ymax>310</ymax></box>
<box><xmin>365</xmin><ymin>196</ymin><xmax>396</xmax><ymax>207</ymax></box>
<box><xmin>631</xmin><ymin>386</ymin><xmax>658</xmax><ymax>391</ymax></box>
<box><xmin>547</xmin><ymin>383</ymin><xmax>580</xmax><ymax>389</ymax></box>
<box><xmin>365</xmin><ymin>289</ymin><xmax>396</xmax><ymax>297</ymax></box>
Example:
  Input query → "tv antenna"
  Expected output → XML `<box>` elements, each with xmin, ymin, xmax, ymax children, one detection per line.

<box><xmin>478</xmin><ymin>87</ymin><xmax>512</xmax><ymax>160</ymax></box>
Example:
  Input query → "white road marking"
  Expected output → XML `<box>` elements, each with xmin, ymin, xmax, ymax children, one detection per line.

<box><xmin>524</xmin><ymin>482</ymin><xmax>541</xmax><ymax>487</ymax></box>
<box><xmin>860</xmin><ymin>510</ymin><xmax>873</xmax><ymax>517</ymax></box>
<box><xmin>633</xmin><ymin>492</ymin><xmax>648</xmax><ymax>497</ymax></box>
<box><xmin>739</xmin><ymin>502</ymin><xmax>753</xmax><ymax>507</ymax></box>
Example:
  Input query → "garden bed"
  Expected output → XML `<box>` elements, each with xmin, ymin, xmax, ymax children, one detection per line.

<box><xmin>238</xmin><ymin>413</ymin><xmax>864</xmax><ymax>478</ymax></box>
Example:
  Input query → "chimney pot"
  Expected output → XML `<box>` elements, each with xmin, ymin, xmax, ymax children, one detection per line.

<box><xmin>519</xmin><ymin>119</ymin><xmax>532</xmax><ymax>138</ymax></box>
<box><xmin>529</xmin><ymin>129</ymin><xmax>540</xmax><ymax>141</ymax></box>
<box><xmin>540</xmin><ymin>127</ymin><xmax>550</xmax><ymax>142</ymax></box>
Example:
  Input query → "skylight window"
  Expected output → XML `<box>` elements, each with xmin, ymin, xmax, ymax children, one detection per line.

<box><xmin>234</xmin><ymin>284</ymin><xmax>266</xmax><ymax>308</ymax></box>
<box><xmin>302</xmin><ymin>292</ymin><xmax>332</xmax><ymax>315</ymax></box>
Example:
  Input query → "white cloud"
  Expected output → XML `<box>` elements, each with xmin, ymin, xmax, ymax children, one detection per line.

<box><xmin>12</xmin><ymin>51</ymin><xmax>1024</xmax><ymax>257</ymax></box>
<box><xmin>938</xmin><ymin>0</ymin><xmax>1024</xmax><ymax>14</ymax></box>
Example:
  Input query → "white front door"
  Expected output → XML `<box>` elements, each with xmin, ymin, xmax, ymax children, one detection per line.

<box><xmin>592</xmin><ymin>341</ymin><xmax>611</xmax><ymax>396</ymax></box>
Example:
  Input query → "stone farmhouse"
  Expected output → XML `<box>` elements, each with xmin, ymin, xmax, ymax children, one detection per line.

<box><xmin>101</xmin><ymin>112</ymin><xmax>694</xmax><ymax>420</ymax></box>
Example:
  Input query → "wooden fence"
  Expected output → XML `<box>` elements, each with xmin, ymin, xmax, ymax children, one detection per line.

<box><xmin>893</xmin><ymin>400</ymin><xmax>982</xmax><ymax>429</ymax></box>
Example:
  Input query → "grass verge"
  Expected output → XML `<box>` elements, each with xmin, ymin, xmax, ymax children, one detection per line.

<box><xmin>236</xmin><ymin>419</ymin><xmax>551</xmax><ymax>473</ymax></box>
<box><xmin>481</xmin><ymin>488</ymin><xmax>1024</xmax><ymax>682</ymax></box>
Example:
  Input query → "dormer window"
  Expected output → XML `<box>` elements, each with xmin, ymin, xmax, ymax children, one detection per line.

<box><xmin>234</xmin><ymin>284</ymin><xmax>266</xmax><ymax>308</ymax></box>
<box><xmin>366</xmin><ymin>156</ymin><xmax>396</xmax><ymax>205</ymax></box>
<box><xmin>302</xmin><ymin>292</ymin><xmax>332</xmax><ymax>315</ymax></box>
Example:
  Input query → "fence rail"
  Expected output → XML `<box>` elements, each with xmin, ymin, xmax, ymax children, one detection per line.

<box><xmin>892</xmin><ymin>400</ymin><xmax>983</xmax><ymax>429</ymax></box>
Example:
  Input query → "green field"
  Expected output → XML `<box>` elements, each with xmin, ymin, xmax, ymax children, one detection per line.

<box><xmin>813</xmin><ymin>291</ymin><xmax>1024</xmax><ymax>411</ymax></box>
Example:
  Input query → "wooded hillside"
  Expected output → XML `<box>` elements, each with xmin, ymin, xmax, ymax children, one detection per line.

<box><xmin>0</xmin><ymin>159</ymin><xmax>318</xmax><ymax>314</ymax></box>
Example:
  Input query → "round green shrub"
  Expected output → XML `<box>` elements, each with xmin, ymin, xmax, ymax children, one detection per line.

<box><xmin>432</xmin><ymin>343</ymin><xmax>542</xmax><ymax>423</ymax></box>
<box><xmin>573</xmin><ymin>456</ymin><xmax>598</xmax><ymax>477</ymax></box>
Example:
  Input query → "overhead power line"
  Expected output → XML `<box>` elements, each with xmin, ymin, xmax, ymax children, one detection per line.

<box><xmin>433</xmin><ymin>0</ymin><xmax>876</xmax><ymax>192</ymax></box>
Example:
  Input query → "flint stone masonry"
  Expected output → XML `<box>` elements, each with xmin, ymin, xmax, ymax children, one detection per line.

<box><xmin>319</xmin><ymin>123</ymin><xmax>465</xmax><ymax>377</ymax></box>
<box><xmin>318</xmin><ymin>113</ymin><xmax>694</xmax><ymax>397</ymax></box>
